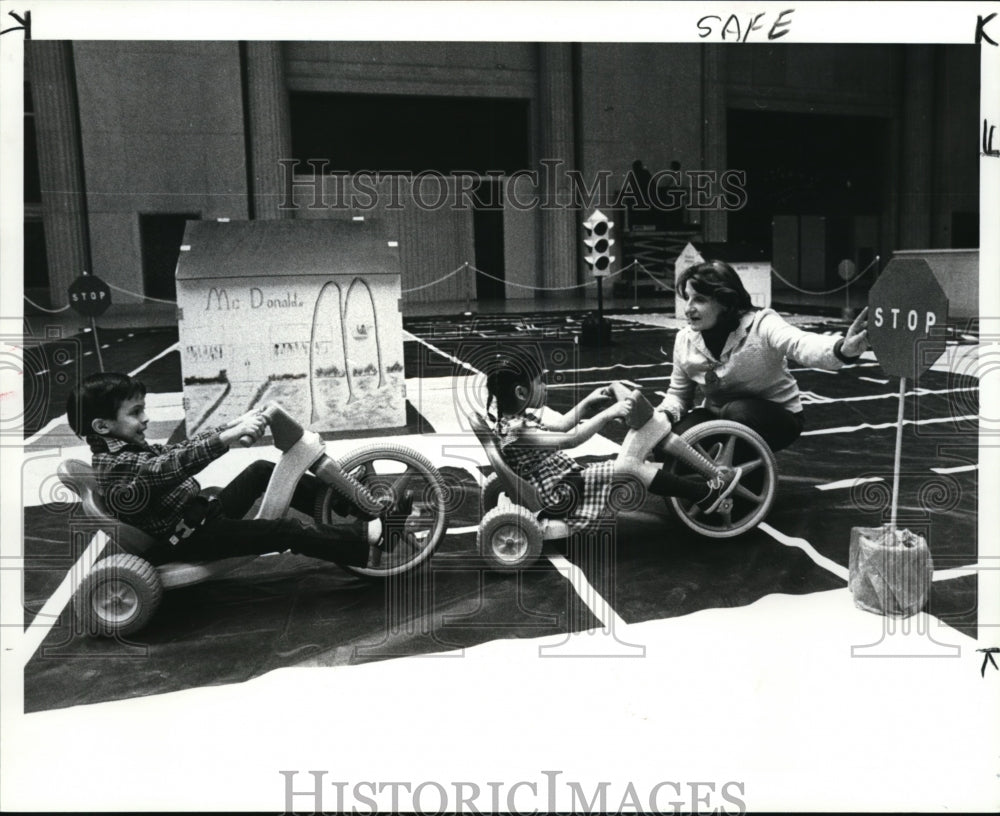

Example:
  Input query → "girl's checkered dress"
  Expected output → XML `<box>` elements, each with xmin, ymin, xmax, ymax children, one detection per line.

<box><xmin>494</xmin><ymin>410</ymin><xmax>618</xmax><ymax>531</ymax></box>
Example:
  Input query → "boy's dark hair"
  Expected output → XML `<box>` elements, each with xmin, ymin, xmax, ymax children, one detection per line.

<box><xmin>677</xmin><ymin>260</ymin><xmax>755</xmax><ymax>323</ymax></box>
<box><xmin>66</xmin><ymin>372</ymin><xmax>146</xmax><ymax>437</ymax></box>
<box><xmin>484</xmin><ymin>350</ymin><xmax>545</xmax><ymax>422</ymax></box>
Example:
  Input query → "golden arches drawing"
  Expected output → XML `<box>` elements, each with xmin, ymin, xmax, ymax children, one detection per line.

<box><xmin>309</xmin><ymin>277</ymin><xmax>386</xmax><ymax>422</ymax></box>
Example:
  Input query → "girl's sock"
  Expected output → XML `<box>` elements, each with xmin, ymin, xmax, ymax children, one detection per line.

<box><xmin>648</xmin><ymin>465</ymin><xmax>709</xmax><ymax>501</ymax></box>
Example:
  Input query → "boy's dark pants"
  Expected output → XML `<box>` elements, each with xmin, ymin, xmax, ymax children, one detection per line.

<box><xmin>169</xmin><ymin>461</ymin><xmax>369</xmax><ymax>567</ymax></box>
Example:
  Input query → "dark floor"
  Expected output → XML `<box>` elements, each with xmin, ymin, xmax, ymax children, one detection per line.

<box><xmin>21</xmin><ymin>307</ymin><xmax>979</xmax><ymax>712</ymax></box>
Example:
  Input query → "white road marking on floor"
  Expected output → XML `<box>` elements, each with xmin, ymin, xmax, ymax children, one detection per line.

<box><xmin>403</xmin><ymin>330</ymin><xmax>482</xmax><ymax>374</ymax></box>
<box><xmin>25</xmin><ymin>341</ymin><xmax>181</xmax><ymax>448</ymax></box>
<box><xmin>565</xmin><ymin>361</ymin><xmax>670</xmax><ymax>374</ymax></box>
<box><xmin>858</xmin><ymin>376</ymin><xmax>890</xmax><ymax>384</ymax></box>
<box><xmin>829</xmin><ymin>385</ymin><xmax>978</xmax><ymax>404</ymax></box>
<box><xmin>549</xmin><ymin>379</ymin><xmax>630</xmax><ymax>389</ymax></box>
<box><xmin>20</xmin><ymin>530</ymin><xmax>108</xmax><ymax>666</ymax></box>
<box><xmin>128</xmin><ymin>340</ymin><xmax>179</xmax><ymax>377</ymax></box>
<box><xmin>815</xmin><ymin>476</ymin><xmax>884</xmax><ymax>492</ymax></box>
<box><xmin>23</xmin><ymin>413</ymin><xmax>74</xmax><ymax>448</ymax></box>
<box><xmin>791</xmin><ymin>362</ymin><xmax>880</xmax><ymax>371</ymax></box>
<box><xmin>546</xmin><ymin>552</ymin><xmax>627</xmax><ymax>629</ymax></box>
<box><xmin>799</xmin><ymin>390</ymin><xmax>834</xmax><ymax>404</ymax></box>
<box><xmin>35</xmin><ymin>369</ymin><xmax>48</xmax><ymax>376</ymax></box>
<box><xmin>932</xmin><ymin>563</ymin><xmax>994</xmax><ymax>582</ymax></box>
<box><xmin>796</xmin><ymin>367</ymin><xmax>837</xmax><ymax>375</ymax></box>
<box><xmin>758</xmin><ymin>522</ymin><xmax>849</xmax><ymax>581</ymax></box>
<box><xmin>447</xmin><ymin>525</ymin><xmax>479</xmax><ymax>536</ymax></box>
<box><xmin>83</xmin><ymin>351</ymin><xmax>92</xmax><ymax>357</ymax></box>
<box><xmin>930</xmin><ymin>464</ymin><xmax>977</xmax><ymax>475</ymax></box>
<box><xmin>803</xmin><ymin>414</ymin><xmax>978</xmax><ymax>436</ymax></box>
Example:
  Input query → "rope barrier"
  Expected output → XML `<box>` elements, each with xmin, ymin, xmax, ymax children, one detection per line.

<box><xmin>23</xmin><ymin>296</ymin><xmax>70</xmax><ymax>313</ymax></box>
<box><xmin>468</xmin><ymin>261</ymin><xmax>624</xmax><ymax>292</ymax></box>
<box><xmin>105</xmin><ymin>281</ymin><xmax>178</xmax><ymax>305</ymax></box>
<box><xmin>28</xmin><ymin>252</ymin><xmax>869</xmax><ymax>314</ymax></box>
<box><xmin>634</xmin><ymin>261</ymin><xmax>675</xmax><ymax>293</ymax></box>
<box><xmin>401</xmin><ymin>263</ymin><xmax>467</xmax><ymax>294</ymax></box>
<box><xmin>768</xmin><ymin>255</ymin><xmax>879</xmax><ymax>296</ymax></box>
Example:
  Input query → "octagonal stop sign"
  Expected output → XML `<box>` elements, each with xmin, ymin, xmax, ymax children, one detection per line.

<box><xmin>67</xmin><ymin>274</ymin><xmax>112</xmax><ymax>318</ymax></box>
<box><xmin>867</xmin><ymin>257</ymin><xmax>948</xmax><ymax>380</ymax></box>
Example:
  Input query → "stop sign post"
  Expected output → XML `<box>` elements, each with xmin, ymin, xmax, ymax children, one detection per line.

<box><xmin>67</xmin><ymin>273</ymin><xmax>113</xmax><ymax>371</ymax></box>
<box><xmin>867</xmin><ymin>257</ymin><xmax>949</xmax><ymax>531</ymax></box>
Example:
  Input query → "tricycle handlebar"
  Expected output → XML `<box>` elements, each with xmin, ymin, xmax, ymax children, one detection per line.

<box><xmin>238</xmin><ymin>403</ymin><xmax>305</xmax><ymax>452</ymax></box>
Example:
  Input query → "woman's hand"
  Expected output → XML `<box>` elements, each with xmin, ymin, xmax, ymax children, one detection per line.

<box><xmin>841</xmin><ymin>307</ymin><xmax>870</xmax><ymax>358</ymax></box>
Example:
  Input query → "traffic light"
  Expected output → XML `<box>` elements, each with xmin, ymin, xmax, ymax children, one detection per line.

<box><xmin>583</xmin><ymin>209</ymin><xmax>615</xmax><ymax>277</ymax></box>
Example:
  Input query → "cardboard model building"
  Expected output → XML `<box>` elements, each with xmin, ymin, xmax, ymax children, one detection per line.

<box><xmin>175</xmin><ymin>219</ymin><xmax>405</xmax><ymax>436</ymax></box>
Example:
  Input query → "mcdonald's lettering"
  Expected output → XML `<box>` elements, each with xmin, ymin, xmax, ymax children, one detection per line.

<box><xmin>205</xmin><ymin>287</ymin><xmax>239</xmax><ymax>311</ymax></box>
<box><xmin>250</xmin><ymin>287</ymin><xmax>304</xmax><ymax>309</ymax></box>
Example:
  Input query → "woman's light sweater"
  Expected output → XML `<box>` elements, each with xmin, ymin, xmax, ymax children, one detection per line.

<box><xmin>658</xmin><ymin>308</ymin><xmax>849</xmax><ymax>418</ymax></box>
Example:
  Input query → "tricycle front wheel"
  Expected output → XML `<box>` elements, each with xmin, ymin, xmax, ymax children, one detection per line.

<box><xmin>668</xmin><ymin>420</ymin><xmax>778</xmax><ymax>538</ymax></box>
<box><xmin>314</xmin><ymin>444</ymin><xmax>448</xmax><ymax>578</ymax></box>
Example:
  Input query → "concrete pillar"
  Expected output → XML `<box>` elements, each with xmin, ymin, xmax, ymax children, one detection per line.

<box><xmin>700</xmin><ymin>45</ymin><xmax>727</xmax><ymax>243</ymax></box>
<box><xmin>244</xmin><ymin>42</ymin><xmax>293</xmax><ymax>219</ymax></box>
<box><xmin>27</xmin><ymin>42</ymin><xmax>90</xmax><ymax>308</ymax></box>
<box><xmin>537</xmin><ymin>43</ymin><xmax>577</xmax><ymax>293</ymax></box>
<box><xmin>897</xmin><ymin>45</ymin><xmax>934</xmax><ymax>249</ymax></box>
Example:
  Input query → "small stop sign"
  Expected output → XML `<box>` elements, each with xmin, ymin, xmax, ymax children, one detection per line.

<box><xmin>867</xmin><ymin>258</ymin><xmax>948</xmax><ymax>380</ymax></box>
<box><xmin>68</xmin><ymin>274</ymin><xmax>112</xmax><ymax>318</ymax></box>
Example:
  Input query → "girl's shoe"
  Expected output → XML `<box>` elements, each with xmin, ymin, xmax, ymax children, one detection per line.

<box><xmin>697</xmin><ymin>466</ymin><xmax>743</xmax><ymax>515</ymax></box>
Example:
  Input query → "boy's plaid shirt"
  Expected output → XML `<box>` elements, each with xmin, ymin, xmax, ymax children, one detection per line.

<box><xmin>87</xmin><ymin>428</ymin><xmax>227</xmax><ymax>537</ymax></box>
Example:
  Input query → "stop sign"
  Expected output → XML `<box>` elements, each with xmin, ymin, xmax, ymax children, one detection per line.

<box><xmin>867</xmin><ymin>258</ymin><xmax>948</xmax><ymax>380</ymax></box>
<box><xmin>68</xmin><ymin>274</ymin><xmax>112</xmax><ymax>317</ymax></box>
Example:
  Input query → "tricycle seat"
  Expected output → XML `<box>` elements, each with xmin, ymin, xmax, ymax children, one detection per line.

<box><xmin>57</xmin><ymin>459</ymin><xmax>249</xmax><ymax>588</ymax></box>
<box><xmin>57</xmin><ymin>458</ymin><xmax>162</xmax><ymax>558</ymax></box>
<box><xmin>466</xmin><ymin>411</ymin><xmax>546</xmax><ymax>513</ymax></box>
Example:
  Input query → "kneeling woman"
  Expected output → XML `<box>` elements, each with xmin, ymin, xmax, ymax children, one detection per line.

<box><xmin>658</xmin><ymin>260</ymin><xmax>870</xmax><ymax>451</ymax></box>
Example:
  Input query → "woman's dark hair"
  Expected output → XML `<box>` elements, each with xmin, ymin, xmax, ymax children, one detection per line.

<box><xmin>66</xmin><ymin>372</ymin><xmax>146</xmax><ymax>437</ymax></box>
<box><xmin>484</xmin><ymin>351</ymin><xmax>545</xmax><ymax>423</ymax></box>
<box><xmin>676</xmin><ymin>260</ymin><xmax>754</xmax><ymax>323</ymax></box>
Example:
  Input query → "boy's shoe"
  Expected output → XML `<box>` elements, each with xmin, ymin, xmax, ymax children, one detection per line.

<box><xmin>365</xmin><ymin>490</ymin><xmax>416</xmax><ymax>569</ymax></box>
<box><xmin>696</xmin><ymin>466</ymin><xmax>743</xmax><ymax>515</ymax></box>
<box><xmin>365</xmin><ymin>518</ymin><xmax>385</xmax><ymax>568</ymax></box>
<box><xmin>626</xmin><ymin>389</ymin><xmax>655</xmax><ymax>429</ymax></box>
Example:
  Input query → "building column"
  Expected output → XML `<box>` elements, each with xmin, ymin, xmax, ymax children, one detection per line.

<box><xmin>537</xmin><ymin>43</ymin><xmax>577</xmax><ymax>293</ymax></box>
<box><xmin>28</xmin><ymin>42</ymin><xmax>90</xmax><ymax>308</ymax></box>
<box><xmin>897</xmin><ymin>45</ymin><xmax>934</xmax><ymax>249</ymax></box>
<box><xmin>700</xmin><ymin>45</ymin><xmax>726</xmax><ymax>243</ymax></box>
<box><xmin>244</xmin><ymin>42</ymin><xmax>293</xmax><ymax>220</ymax></box>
